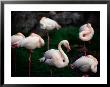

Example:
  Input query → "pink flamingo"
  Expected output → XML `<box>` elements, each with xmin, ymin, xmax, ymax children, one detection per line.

<box><xmin>40</xmin><ymin>17</ymin><xmax>61</xmax><ymax>50</ymax></box>
<box><xmin>70</xmin><ymin>55</ymin><xmax>98</xmax><ymax>77</ymax></box>
<box><xmin>79</xmin><ymin>23</ymin><xmax>94</xmax><ymax>55</ymax></box>
<box><xmin>11</xmin><ymin>32</ymin><xmax>25</xmax><ymax>74</ymax></box>
<box><xmin>11</xmin><ymin>32</ymin><xmax>25</xmax><ymax>48</ymax></box>
<box><xmin>40</xmin><ymin>40</ymin><xmax>71</xmax><ymax>76</ymax></box>
<box><xmin>15</xmin><ymin>33</ymin><xmax>45</xmax><ymax>76</ymax></box>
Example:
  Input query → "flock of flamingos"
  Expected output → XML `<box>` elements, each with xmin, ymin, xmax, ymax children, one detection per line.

<box><xmin>11</xmin><ymin>16</ymin><xmax>98</xmax><ymax>77</ymax></box>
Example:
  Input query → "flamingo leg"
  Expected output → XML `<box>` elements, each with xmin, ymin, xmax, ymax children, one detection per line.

<box><xmin>84</xmin><ymin>42</ymin><xmax>87</xmax><ymax>56</ymax></box>
<box><xmin>46</xmin><ymin>30</ymin><xmax>50</xmax><ymax>50</ymax></box>
<box><xmin>50</xmin><ymin>68</ymin><xmax>52</xmax><ymax>77</ymax></box>
<box><xmin>12</xmin><ymin>48</ymin><xmax>16</xmax><ymax>76</ymax></box>
<box><xmin>29</xmin><ymin>50</ymin><xmax>32</xmax><ymax>77</ymax></box>
<box><xmin>14</xmin><ymin>48</ymin><xmax>16</xmax><ymax>74</ymax></box>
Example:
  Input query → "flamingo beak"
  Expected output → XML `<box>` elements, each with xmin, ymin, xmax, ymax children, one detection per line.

<box><xmin>67</xmin><ymin>45</ymin><xmax>71</xmax><ymax>52</ymax></box>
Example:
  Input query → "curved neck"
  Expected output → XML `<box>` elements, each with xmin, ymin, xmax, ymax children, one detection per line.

<box><xmin>58</xmin><ymin>42</ymin><xmax>69</xmax><ymax>64</ymax></box>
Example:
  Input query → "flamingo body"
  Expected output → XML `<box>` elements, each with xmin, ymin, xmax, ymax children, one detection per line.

<box><xmin>40</xmin><ymin>40</ymin><xmax>71</xmax><ymax>68</ymax></box>
<box><xmin>79</xmin><ymin>23</ymin><xmax>94</xmax><ymax>41</ymax></box>
<box><xmin>14</xmin><ymin>33</ymin><xmax>45</xmax><ymax>76</ymax></box>
<box><xmin>40</xmin><ymin>17</ymin><xmax>61</xmax><ymax>30</ymax></box>
<box><xmin>11</xmin><ymin>32</ymin><xmax>25</xmax><ymax>48</ymax></box>
<box><xmin>17</xmin><ymin>33</ymin><xmax>45</xmax><ymax>49</ymax></box>
<box><xmin>71</xmin><ymin>55</ymin><xmax>98</xmax><ymax>73</ymax></box>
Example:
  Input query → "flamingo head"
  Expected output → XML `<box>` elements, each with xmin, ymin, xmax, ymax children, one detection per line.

<box><xmin>62</xmin><ymin>40</ymin><xmax>71</xmax><ymax>52</ymax></box>
<box><xmin>91</xmin><ymin>63</ymin><xmax>98</xmax><ymax>73</ymax></box>
<box><xmin>88</xmin><ymin>55</ymin><xmax>98</xmax><ymax>73</ymax></box>
<box><xmin>40</xmin><ymin>17</ymin><xmax>47</xmax><ymax>29</ymax></box>
<box><xmin>11</xmin><ymin>43</ymin><xmax>20</xmax><ymax>48</ymax></box>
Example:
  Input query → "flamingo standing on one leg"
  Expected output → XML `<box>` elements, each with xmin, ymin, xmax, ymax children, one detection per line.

<box><xmin>70</xmin><ymin>55</ymin><xmax>98</xmax><ymax>77</ymax></box>
<box><xmin>39</xmin><ymin>40</ymin><xmax>71</xmax><ymax>76</ymax></box>
<box><xmin>40</xmin><ymin>17</ymin><xmax>61</xmax><ymax>50</ymax></box>
<box><xmin>79</xmin><ymin>23</ymin><xmax>94</xmax><ymax>56</ymax></box>
<box><xmin>11</xmin><ymin>32</ymin><xmax>25</xmax><ymax>75</ymax></box>
<box><xmin>15</xmin><ymin>33</ymin><xmax>45</xmax><ymax>76</ymax></box>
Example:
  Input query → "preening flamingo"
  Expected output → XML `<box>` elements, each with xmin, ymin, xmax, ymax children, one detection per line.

<box><xmin>15</xmin><ymin>33</ymin><xmax>45</xmax><ymax>76</ymax></box>
<box><xmin>79</xmin><ymin>23</ymin><xmax>94</xmax><ymax>55</ymax></box>
<box><xmin>40</xmin><ymin>40</ymin><xmax>71</xmax><ymax>76</ymax></box>
<box><xmin>11</xmin><ymin>32</ymin><xmax>25</xmax><ymax>74</ymax></box>
<box><xmin>40</xmin><ymin>17</ymin><xmax>61</xmax><ymax>50</ymax></box>
<box><xmin>70</xmin><ymin>55</ymin><xmax>98</xmax><ymax>77</ymax></box>
<box><xmin>11</xmin><ymin>32</ymin><xmax>25</xmax><ymax>48</ymax></box>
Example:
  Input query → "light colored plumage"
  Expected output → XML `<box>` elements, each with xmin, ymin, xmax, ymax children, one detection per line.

<box><xmin>40</xmin><ymin>17</ymin><xmax>61</xmax><ymax>50</ymax></box>
<box><xmin>16</xmin><ymin>33</ymin><xmax>45</xmax><ymax>49</ymax></box>
<box><xmin>15</xmin><ymin>33</ymin><xmax>45</xmax><ymax>76</ymax></box>
<box><xmin>40</xmin><ymin>40</ymin><xmax>71</xmax><ymax>68</ymax></box>
<box><xmin>71</xmin><ymin>55</ymin><xmax>98</xmax><ymax>73</ymax></box>
<box><xmin>40</xmin><ymin>17</ymin><xmax>61</xmax><ymax>30</ymax></box>
<box><xmin>11</xmin><ymin>32</ymin><xmax>25</xmax><ymax>48</ymax></box>
<box><xmin>79</xmin><ymin>23</ymin><xmax>94</xmax><ymax>41</ymax></box>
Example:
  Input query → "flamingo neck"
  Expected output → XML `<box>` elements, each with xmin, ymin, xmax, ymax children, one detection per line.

<box><xmin>58</xmin><ymin>42</ymin><xmax>69</xmax><ymax>64</ymax></box>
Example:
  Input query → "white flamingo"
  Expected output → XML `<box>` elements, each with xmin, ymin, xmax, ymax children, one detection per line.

<box><xmin>15</xmin><ymin>33</ymin><xmax>45</xmax><ymax>76</ymax></box>
<box><xmin>11</xmin><ymin>32</ymin><xmax>25</xmax><ymax>48</ymax></box>
<box><xmin>11</xmin><ymin>32</ymin><xmax>25</xmax><ymax>74</ymax></box>
<box><xmin>79</xmin><ymin>23</ymin><xmax>94</xmax><ymax>41</ymax></box>
<box><xmin>40</xmin><ymin>17</ymin><xmax>61</xmax><ymax>50</ymax></box>
<box><xmin>70</xmin><ymin>55</ymin><xmax>98</xmax><ymax>77</ymax></box>
<box><xmin>40</xmin><ymin>40</ymin><xmax>71</xmax><ymax>76</ymax></box>
<box><xmin>79</xmin><ymin>23</ymin><xmax>94</xmax><ymax>55</ymax></box>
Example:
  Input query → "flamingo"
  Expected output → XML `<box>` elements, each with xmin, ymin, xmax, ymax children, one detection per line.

<box><xmin>11</xmin><ymin>32</ymin><xmax>25</xmax><ymax>48</ymax></box>
<box><xmin>40</xmin><ymin>17</ymin><xmax>61</xmax><ymax>50</ymax></box>
<box><xmin>79</xmin><ymin>23</ymin><xmax>94</xmax><ymax>55</ymax></box>
<box><xmin>15</xmin><ymin>33</ymin><xmax>45</xmax><ymax>76</ymax></box>
<box><xmin>70</xmin><ymin>55</ymin><xmax>98</xmax><ymax>77</ymax></box>
<box><xmin>11</xmin><ymin>32</ymin><xmax>25</xmax><ymax>75</ymax></box>
<box><xmin>39</xmin><ymin>40</ymin><xmax>71</xmax><ymax>76</ymax></box>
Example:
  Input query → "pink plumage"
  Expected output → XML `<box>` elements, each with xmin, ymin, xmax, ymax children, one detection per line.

<box><xmin>40</xmin><ymin>17</ymin><xmax>61</xmax><ymax>30</ymax></box>
<box><xmin>71</xmin><ymin>55</ymin><xmax>98</xmax><ymax>73</ymax></box>
<box><xmin>79</xmin><ymin>23</ymin><xmax>94</xmax><ymax>41</ymax></box>
<box><xmin>40</xmin><ymin>40</ymin><xmax>71</xmax><ymax>68</ymax></box>
<box><xmin>11</xmin><ymin>32</ymin><xmax>25</xmax><ymax>48</ymax></box>
<box><xmin>16</xmin><ymin>33</ymin><xmax>45</xmax><ymax>50</ymax></box>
